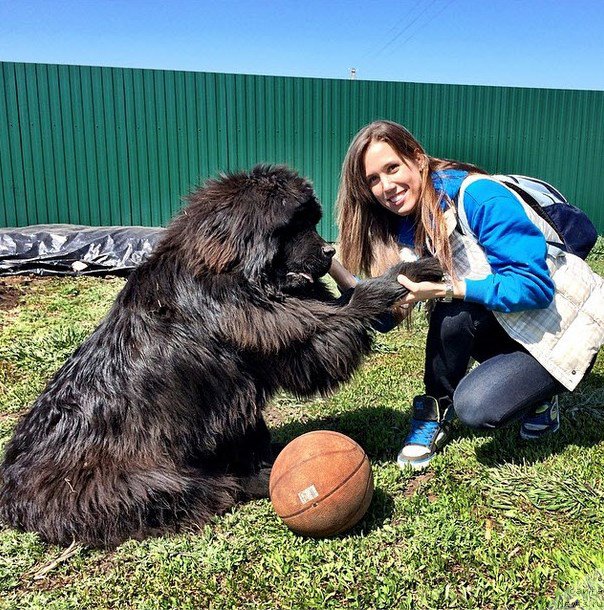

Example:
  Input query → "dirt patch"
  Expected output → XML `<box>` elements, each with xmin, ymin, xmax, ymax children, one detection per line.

<box><xmin>0</xmin><ymin>282</ymin><xmax>23</xmax><ymax>311</ymax></box>
<box><xmin>263</xmin><ymin>391</ymin><xmax>324</xmax><ymax>428</ymax></box>
<box><xmin>0</xmin><ymin>409</ymin><xmax>27</xmax><ymax>424</ymax></box>
<box><xmin>403</xmin><ymin>470</ymin><xmax>436</xmax><ymax>499</ymax></box>
<box><xmin>0</xmin><ymin>275</ymin><xmax>55</xmax><ymax>311</ymax></box>
<box><xmin>0</xmin><ymin>275</ymin><xmax>36</xmax><ymax>286</ymax></box>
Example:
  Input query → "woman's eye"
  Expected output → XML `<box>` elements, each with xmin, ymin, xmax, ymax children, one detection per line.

<box><xmin>388</xmin><ymin>164</ymin><xmax>399</xmax><ymax>173</ymax></box>
<box><xmin>367</xmin><ymin>175</ymin><xmax>379</xmax><ymax>187</ymax></box>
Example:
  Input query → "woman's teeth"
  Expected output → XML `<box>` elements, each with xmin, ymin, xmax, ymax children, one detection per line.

<box><xmin>389</xmin><ymin>191</ymin><xmax>406</xmax><ymax>204</ymax></box>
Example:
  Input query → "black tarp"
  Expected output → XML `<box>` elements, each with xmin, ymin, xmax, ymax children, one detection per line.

<box><xmin>0</xmin><ymin>225</ymin><xmax>164</xmax><ymax>276</ymax></box>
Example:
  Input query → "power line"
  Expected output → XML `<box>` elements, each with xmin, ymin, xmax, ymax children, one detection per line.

<box><xmin>389</xmin><ymin>0</ymin><xmax>455</xmax><ymax>52</ymax></box>
<box><xmin>366</xmin><ymin>0</ymin><xmax>439</xmax><ymax>59</ymax></box>
<box><xmin>380</xmin><ymin>0</ymin><xmax>424</xmax><ymax>42</ymax></box>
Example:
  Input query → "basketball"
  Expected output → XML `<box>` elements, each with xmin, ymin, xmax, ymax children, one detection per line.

<box><xmin>269</xmin><ymin>430</ymin><xmax>374</xmax><ymax>537</ymax></box>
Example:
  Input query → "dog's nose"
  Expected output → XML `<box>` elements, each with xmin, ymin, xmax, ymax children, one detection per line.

<box><xmin>322</xmin><ymin>245</ymin><xmax>336</xmax><ymax>259</ymax></box>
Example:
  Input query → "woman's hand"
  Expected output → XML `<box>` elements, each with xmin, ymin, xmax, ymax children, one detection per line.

<box><xmin>396</xmin><ymin>274</ymin><xmax>465</xmax><ymax>305</ymax></box>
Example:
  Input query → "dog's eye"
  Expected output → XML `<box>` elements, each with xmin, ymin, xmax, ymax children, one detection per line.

<box><xmin>155</xmin><ymin>305</ymin><xmax>171</xmax><ymax>318</ymax></box>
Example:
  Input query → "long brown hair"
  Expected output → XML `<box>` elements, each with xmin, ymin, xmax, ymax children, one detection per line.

<box><xmin>336</xmin><ymin>120</ymin><xmax>486</xmax><ymax>278</ymax></box>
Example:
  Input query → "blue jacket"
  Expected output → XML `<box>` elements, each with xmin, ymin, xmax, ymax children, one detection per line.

<box><xmin>398</xmin><ymin>170</ymin><xmax>555</xmax><ymax>313</ymax></box>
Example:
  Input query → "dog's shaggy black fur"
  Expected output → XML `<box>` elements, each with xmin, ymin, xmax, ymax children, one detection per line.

<box><xmin>0</xmin><ymin>165</ymin><xmax>442</xmax><ymax>547</ymax></box>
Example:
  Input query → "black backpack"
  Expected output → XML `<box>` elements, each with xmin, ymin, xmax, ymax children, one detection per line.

<box><xmin>493</xmin><ymin>174</ymin><xmax>598</xmax><ymax>260</ymax></box>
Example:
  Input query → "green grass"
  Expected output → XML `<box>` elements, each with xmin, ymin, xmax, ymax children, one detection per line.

<box><xmin>1</xmin><ymin>256</ymin><xmax>603</xmax><ymax>610</ymax></box>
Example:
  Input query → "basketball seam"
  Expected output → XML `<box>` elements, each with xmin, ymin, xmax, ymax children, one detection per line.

<box><xmin>269</xmin><ymin>431</ymin><xmax>361</xmax><ymax>494</ymax></box>
<box><xmin>269</xmin><ymin>446</ymin><xmax>361</xmax><ymax>493</ymax></box>
<box><xmin>276</xmin><ymin>453</ymin><xmax>368</xmax><ymax>520</ymax></box>
<box><xmin>332</xmin><ymin>468</ymin><xmax>374</xmax><ymax>535</ymax></box>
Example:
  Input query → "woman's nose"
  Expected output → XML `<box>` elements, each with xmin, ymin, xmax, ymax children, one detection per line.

<box><xmin>381</xmin><ymin>175</ymin><xmax>394</xmax><ymax>193</ymax></box>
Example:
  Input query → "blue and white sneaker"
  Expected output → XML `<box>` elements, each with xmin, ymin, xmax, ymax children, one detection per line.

<box><xmin>520</xmin><ymin>396</ymin><xmax>560</xmax><ymax>440</ymax></box>
<box><xmin>397</xmin><ymin>395</ymin><xmax>454</xmax><ymax>470</ymax></box>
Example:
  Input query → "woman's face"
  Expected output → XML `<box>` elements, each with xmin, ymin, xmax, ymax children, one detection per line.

<box><xmin>363</xmin><ymin>140</ymin><xmax>423</xmax><ymax>216</ymax></box>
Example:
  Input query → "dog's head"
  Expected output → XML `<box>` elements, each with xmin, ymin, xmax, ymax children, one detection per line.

<box><xmin>161</xmin><ymin>165</ymin><xmax>335</xmax><ymax>295</ymax></box>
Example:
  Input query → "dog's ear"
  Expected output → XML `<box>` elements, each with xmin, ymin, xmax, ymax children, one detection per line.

<box><xmin>163</xmin><ymin>178</ymin><xmax>281</xmax><ymax>279</ymax></box>
<box><xmin>159</xmin><ymin>186</ymin><xmax>240</xmax><ymax>274</ymax></box>
<box><xmin>188</xmin><ymin>214</ymin><xmax>242</xmax><ymax>274</ymax></box>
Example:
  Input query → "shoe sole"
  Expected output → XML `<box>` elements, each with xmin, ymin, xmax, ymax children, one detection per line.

<box><xmin>397</xmin><ymin>454</ymin><xmax>433</xmax><ymax>471</ymax></box>
<box><xmin>396</xmin><ymin>430</ymin><xmax>449</xmax><ymax>471</ymax></box>
<box><xmin>519</xmin><ymin>421</ymin><xmax>560</xmax><ymax>441</ymax></box>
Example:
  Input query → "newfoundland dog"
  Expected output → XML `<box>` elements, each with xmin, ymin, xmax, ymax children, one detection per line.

<box><xmin>0</xmin><ymin>165</ymin><xmax>441</xmax><ymax>547</ymax></box>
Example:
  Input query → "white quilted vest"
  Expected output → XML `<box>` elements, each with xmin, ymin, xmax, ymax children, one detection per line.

<box><xmin>451</xmin><ymin>175</ymin><xmax>604</xmax><ymax>391</ymax></box>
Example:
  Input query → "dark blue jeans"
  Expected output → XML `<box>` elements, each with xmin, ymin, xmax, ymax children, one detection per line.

<box><xmin>424</xmin><ymin>300</ymin><xmax>565</xmax><ymax>429</ymax></box>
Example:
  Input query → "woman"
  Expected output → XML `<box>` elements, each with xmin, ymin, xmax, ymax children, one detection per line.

<box><xmin>330</xmin><ymin>120</ymin><xmax>604</xmax><ymax>470</ymax></box>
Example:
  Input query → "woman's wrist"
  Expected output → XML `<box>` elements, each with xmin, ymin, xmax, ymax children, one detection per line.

<box><xmin>436</xmin><ymin>278</ymin><xmax>465</xmax><ymax>301</ymax></box>
<box><xmin>440</xmin><ymin>275</ymin><xmax>454</xmax><ymax>302</ymax></box>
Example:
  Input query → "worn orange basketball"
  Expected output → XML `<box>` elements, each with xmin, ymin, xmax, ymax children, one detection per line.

<box><xmin>269</xmin><ymin>430</ymin><xmax>374</xmax><ymax>537</ymax></box>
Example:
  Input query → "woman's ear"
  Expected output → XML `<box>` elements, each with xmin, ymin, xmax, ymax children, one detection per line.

<box><xmin>416</xmin><ymin>150</ymin><xmax>430</xmax><ymax>172</ymax></box>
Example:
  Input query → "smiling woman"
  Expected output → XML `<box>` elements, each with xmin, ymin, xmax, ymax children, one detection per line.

<box><xmin>331</xmin><ymin>119</ymin><xmax>604</xmax><ymax>472</ymax></box>
<box><xmin>336</xmin><ymin>121</ymin><xmax>486</xmax><ymax>282</ymax></box>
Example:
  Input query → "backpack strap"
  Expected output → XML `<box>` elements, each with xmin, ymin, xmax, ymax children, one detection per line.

<box><xmin>456</xmin><ymin>175</ymin><xmax>566</xmax><ymax>250</ymax></box>
<box><xmin>455</xmin><ymin>176</ymin><xmax>477</xmax><ymax>237</ymax></box>
<box><xmin>498</xmin><ymin>174</ymin><xmax>568</xmax><ymax>204</ymax></box>
<box><xmin>499</xmin><ymin>180</ymin><xmax>566</xmax><ymax>246</ymax></box>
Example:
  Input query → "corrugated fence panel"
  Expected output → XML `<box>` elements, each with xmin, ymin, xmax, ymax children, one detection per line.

<box><xmin>0</xmin><ymin>63</ymin><xmax>18</xmax><ymax>226</ymax></box>
<box><xmin>576</xmin><ymin>91</ymin><xmax>604</xmax><ymax>232</ymax></box>
<box><xmin>0</xmin><ymin>61</ymin><xmax>602</xmax><ymax>237</ymax></box>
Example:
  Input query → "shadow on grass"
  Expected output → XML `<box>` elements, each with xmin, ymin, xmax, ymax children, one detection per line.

<box><xmin>473</xmin><ymin>371</ymin><xmax>604</xmax><ymax>467</ymax></box>
<box><xmin>267</xmin><ymin>367</ymin><xmax>604</xmax><ymax>476</ymax></box>
<box><xmin>269</xmin><ymin>405</ymin><xmax>413</xmax><ymax>463</ymax></box>
<box><xmin>340</xmin><ymin>486</ymin><xmax>396</xmax><ymax>538</ymax></box>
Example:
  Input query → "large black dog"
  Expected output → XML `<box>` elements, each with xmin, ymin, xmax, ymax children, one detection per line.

<box><xmin>0</xmin><ymin>165</ymin><xmax>441</xmax><ymax>547</ymax></box>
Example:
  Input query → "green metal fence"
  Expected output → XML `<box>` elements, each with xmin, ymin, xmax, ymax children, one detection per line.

<box><xmin>1</xmin><ymin>61</ymin><xmax>603</xmax><ymax>240</ymax></box>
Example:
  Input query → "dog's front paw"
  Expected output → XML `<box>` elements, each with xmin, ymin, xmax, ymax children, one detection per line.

<box><xmin>241</xmin><ymin>467</ymin><xmax>271</xmax><ymax>499</ymax></box>
<box><xmin>349</xmin><ymin>257</ymin><xmax>444</xmax><ymax>314</ymax></box>
<box><xmin>385</xmin><ymin>256</ymin><xmax>443</xmax><ymax>284</ymax></box>
<box><xmin>350</xmin><ymin>275</ymin><xmax>407</xmax><ymax>310</ymax></box>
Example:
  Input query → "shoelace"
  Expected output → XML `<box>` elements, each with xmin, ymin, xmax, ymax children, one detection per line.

<box><xmin>406</xmin><ymin>419</ymin><xmax>440</xmax><ymax>446</ymax></box>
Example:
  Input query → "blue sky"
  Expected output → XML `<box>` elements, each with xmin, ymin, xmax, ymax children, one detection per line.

<box><xmin>1</xmin><ymin>0</ymin><xmax>603</xmax><ymax>91</ymax></box>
